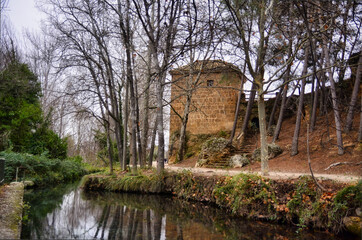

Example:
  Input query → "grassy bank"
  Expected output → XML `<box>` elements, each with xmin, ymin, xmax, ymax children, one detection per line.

<box><xmin>81</xmin><ymin>170</ymin><xmax>361</xmax><ymax>235</ymax></box>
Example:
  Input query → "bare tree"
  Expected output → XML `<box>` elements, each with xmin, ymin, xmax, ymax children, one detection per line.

<box><xmin>133</xmin><ymin>0</ymin><xmax>184</xmax><ymax>173</ymax></box>
<box><xmin>291</xmin><ymin>46</ymin><xmax>309</xmax><ymax>156</ymax></box>
<box><xmin>175</xmin><ymin>0</ymin><xmax>221</xmax><ymax>162</ymax></box>
<box><xmin>105</xmin><ymin>0</ymin><xmax>139</xmax><ymax>173</ymax></box>
<box><xmin>0</xmin><ymin>0</ymin><xmax>9</xmax><ymax>43</ymax></box>
<box><xmin>223</xmin><ymin>0</ymin><xmax>279</xmax><ymax>175</ymax></box>
<box><xmin>41</xmin><ymin>0</ymin><xmax>128</xmax><ymax>172</ymax></box>
<box><xmin>319</xmin><ymin>2</ymin><xmax>344</xmax><ymax>155</ymax></box>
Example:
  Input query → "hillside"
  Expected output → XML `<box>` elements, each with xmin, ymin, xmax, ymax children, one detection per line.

<box><xmin>172</xmin><ymin>110</ymin><xmax>362</xmax><ymax>177</ymax></box>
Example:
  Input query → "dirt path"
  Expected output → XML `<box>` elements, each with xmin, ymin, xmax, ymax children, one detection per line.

<box><xmin>163</xmin><ymin>164</ymin><xmax>361</xmax><ymax>183</ymax></box>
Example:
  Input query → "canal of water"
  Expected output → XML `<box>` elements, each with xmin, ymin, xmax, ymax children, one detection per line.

<box><xmin>21</xmin><ymin>181</ymin><xmax>356</xmax><ymax>239</ymax></box>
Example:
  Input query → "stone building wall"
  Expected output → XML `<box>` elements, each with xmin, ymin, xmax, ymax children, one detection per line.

<box><xmin>169</xmin><ymin>61</ymin><xmax>245</xmax><ymax>136</ymax></box>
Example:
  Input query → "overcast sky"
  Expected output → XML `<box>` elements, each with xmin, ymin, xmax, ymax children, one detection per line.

<box><xmin>6</xmin><ymin>0</ymin><xmax>43</xmax><ymax>35</ymax></box>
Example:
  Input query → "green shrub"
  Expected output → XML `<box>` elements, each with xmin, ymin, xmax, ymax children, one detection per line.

<box><xmin>1</xmin><ymin>151</ymin><xmax>86</xmax><ymax>186</ymax></box>
<box><xmin>334</xmin><ymin>181</ymin><xmax>362</xmax><ymax>208</ymax></box>
<box><xmin>217</xmin><ymin>130</ymin><xmax>228</xmax><ymax>138</ymax></box>
<box><xmin>213</xmin><ymin>173</ymin><xmax>277</xmax><ymax>215</ymax></box>
<box><xmin>329</xmin><ymin>181</ymin><xmax>362</xmax><ymax>231</ymax></box>
<box><xmin>285</xmin><ymin>176</ymin><xmax>320</xmax><ymax>228</ymax></box>
<box><xmin>285</xmin><ymin>177</ymin><xmax>362</xmax><ymax>231</ymax></box>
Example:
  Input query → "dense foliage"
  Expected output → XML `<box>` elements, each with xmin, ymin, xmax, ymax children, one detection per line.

<box><xmin>0</xmin><ymin>61</ymin><xmax>67</xmax><ymax>159</ymax></box>
<box><xmin>94</xmin><ymin>130</ymin><xmax>119</xmax><ymax>164</ymax></box>
<box><xmin>1</xmin><ymin>151</ymin><xmax>86</xmax><ymax>186</ymax></box>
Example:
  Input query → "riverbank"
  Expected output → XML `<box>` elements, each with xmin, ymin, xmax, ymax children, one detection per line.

<box><xmin>0</xmin><ymin>182</ymin><xmax>24</xmax><ymax>239</ymax></box>
<box><xmin>81</xmin><ymin>170</ymin><xmax>361</xmax><ymax>237</ymax></box>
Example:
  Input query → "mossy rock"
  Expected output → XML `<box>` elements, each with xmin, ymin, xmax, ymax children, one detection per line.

<box><xmin>252</xmin><ymin>143</ymin><xmax>283</xmax><ymax>161</ymax></box>
<box><xmin>229</xmin><ymin>154</ymin><xmax>249</xmax><ymax>168</ymax></box>
<box><xmin>343</xmin><ymin>216</ymin><xmax>361</xmax><ymax>237</ymax></box>
<box><xmin>199</xmin><ymin>137</ymin><xmax>230</xmax><ymax>157</ymax></box>
<box><xmin>195</xmin><ymin>159</ymin><xmax>209</xmax><ymax>167</ymax></box>
<box><xmin>198</xmin><ymin>138</ymin><xmax>234</xmax><ymax>166</ymax></box>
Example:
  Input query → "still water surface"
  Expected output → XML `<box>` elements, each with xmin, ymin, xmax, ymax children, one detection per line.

<box><xmin>21</xmin><ymin>182</ymin><xmax>354</xmax><ymax>239</ymax></box>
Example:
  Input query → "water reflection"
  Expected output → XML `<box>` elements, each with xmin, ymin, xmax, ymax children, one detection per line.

<box><xmin>22</xmin><ymin>183</ymin><xmax>354</xmax><ymax>239</ymax></box>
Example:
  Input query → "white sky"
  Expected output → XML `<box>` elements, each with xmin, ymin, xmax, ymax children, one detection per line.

<box><xmin>6</xmin><ymin>0</ymin><xmax>43</xmax><ymax>35</ymax></box>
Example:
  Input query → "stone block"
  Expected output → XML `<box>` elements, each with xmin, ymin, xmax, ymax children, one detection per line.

<box><xmin>229</xmin><ymin>154</ymin><xmax>249</xmax><ymax>168</ymax></box>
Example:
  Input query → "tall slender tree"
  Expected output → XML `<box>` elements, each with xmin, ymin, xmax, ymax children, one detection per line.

<box><xmin>133</xmin><ymin>0</ymin><xmax>184</xmax><ymax>173</ymax></box>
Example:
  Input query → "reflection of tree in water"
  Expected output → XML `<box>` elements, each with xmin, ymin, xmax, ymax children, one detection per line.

<box><xmin>93</xmin><ymin>204</ymin><xmax>163</xmax><ymax>240</ymax></box>
<box><xmin>23</xmin><ymin>186</ymin><xmax>346</xmax><ymax>240</ymax></box>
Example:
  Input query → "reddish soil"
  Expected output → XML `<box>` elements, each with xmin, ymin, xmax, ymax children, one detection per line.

<box><xmin>173</xmin><ymin>111</ymin><xmax>362</xmax><ymax>177</ymax></box>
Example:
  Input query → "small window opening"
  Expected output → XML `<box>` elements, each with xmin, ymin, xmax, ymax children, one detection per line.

<box><xmin>207</xmin><ymin>80</ymin><xmax>214</xmax><ymax>87</ymax></box>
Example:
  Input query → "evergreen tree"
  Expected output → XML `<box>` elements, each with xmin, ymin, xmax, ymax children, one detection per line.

<box><xmin>0</xmin><ymin>61</ymin><xmax>67</xmax><ymax>158</ymax></box>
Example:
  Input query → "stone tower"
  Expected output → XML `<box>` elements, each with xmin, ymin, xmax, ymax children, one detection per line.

<box><xmin>169</xmin><ymin>60</ymin><xmax>246</xmax><ymax>136</ymax></box>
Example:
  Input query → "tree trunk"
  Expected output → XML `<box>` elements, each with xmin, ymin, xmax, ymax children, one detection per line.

<box><xmin>148</xmin><ymin>118</ymin><xmax>157</xmax><ymax>167</ymax></box>
<box><xmin>345</xmin><ymin>52</ymin><xmax>361</xmax><ymax>133</ymax></box>
<box><xmin>321</xmin><ymin>26</ymin><xmax>344</xmax><ymax>155</ymax></box>
<box><xmin>114</xmin><ymin>119</ymin><xmax>123</xmax><ymax>169</ymax></box>
<box><xmin>156</xmin><ymin>74</ymin><xmax>165</xmax><ymax>173</ymax></box>
<box><xmin>125</xmin><ymin>37</ymin><xmax>138</xmax><ymax>173</ymax></box>
<box><xmin>134</xmin><ymin>77</ymin><xmax>144</xmax><ymax>167</ymax></box>
<box><xmin>238</xmin><ymin>82</ymin><xmax>257</xmax><ymax>140</ymax></box>
<box><xmin>141</xmin><ymin>46</ymin><xmax>152</xmax><ymax>169</ymax></box>
<box><xmin>177</xmin><ymin>49</ymin><xmax>194</xmax><ymax>163</ymax></box>
<box><xmin>309</xmin><ymin>74</ymin><xmax>320</xmax><ymax>132</ymax></box>
<box><xmin>106</xmin><ymin>127</ymin><xmax>114</xmax><ymax>174</ymax></box>
<box><xmin>177</xmin><ymin>93</ymin><xmax>191</xmax><ymax>162</ymax></box>
<box><xmin>129</xmin><ymin>93</ymin><xmax>138</xmax><ymax>170</ymax></box>
<box><xmin>272</xmin><ymin>85</ymin><xmax>288</xmax><ymax>142</ymax></box>
<box><xmin>358</xmin><ymin>94</ymin><xmax>362</xmax><ymax>142</ymax></box>
<box><xmin>308</xmin><ymin>19</ymin><xmax>320</xmax><ymax>132</ymax></box>
<box><xmin>116</xmin><ymin>0</ymin><xmax>138</xmax><ymax>170</ymax></box>
<box><xmin>320</xmin><ymin>73</ymin><xmax>328</xmax><ymax>116</ymax></box>
<box><xmin>141</xmin><ymin>90</ymin><xmax>149</xmax><ymax>167</ymax></box>
<box><xmin>122</xmin><ymin>81</ymin><xmax>129</xmax><ymax>170</ymax></box>
<box><xmin>291</xmin><ymin>46</ymin><xmax>309</xmax><ymax>156</ymax></box>
<box><xmin>310</xmin><ymin>31</ymin><xmax>324</xmax><ymax>128</ymax></box>
<box><xmin>257</xmin><ymin>75</ymin><xmax>268</xmax><ymax>175</ymax></box>
<box><xmin>117</xmin><ymin>89</ymin><xmax>124</xmax><ymax>169</ymax></box>
<box><xmin>229</xmin><ymin>75</ymin><xmax>245</xmax><ymax>145</ymax></box>
<box><xmin>267</xmin><ymin>88</ymin><xmax>281</xmax><ymax>132</ymax></box>
<box><xmin>272</xmin><ymin>38</ymin><xmax>292</xmax><ymax>142</ymax></box>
